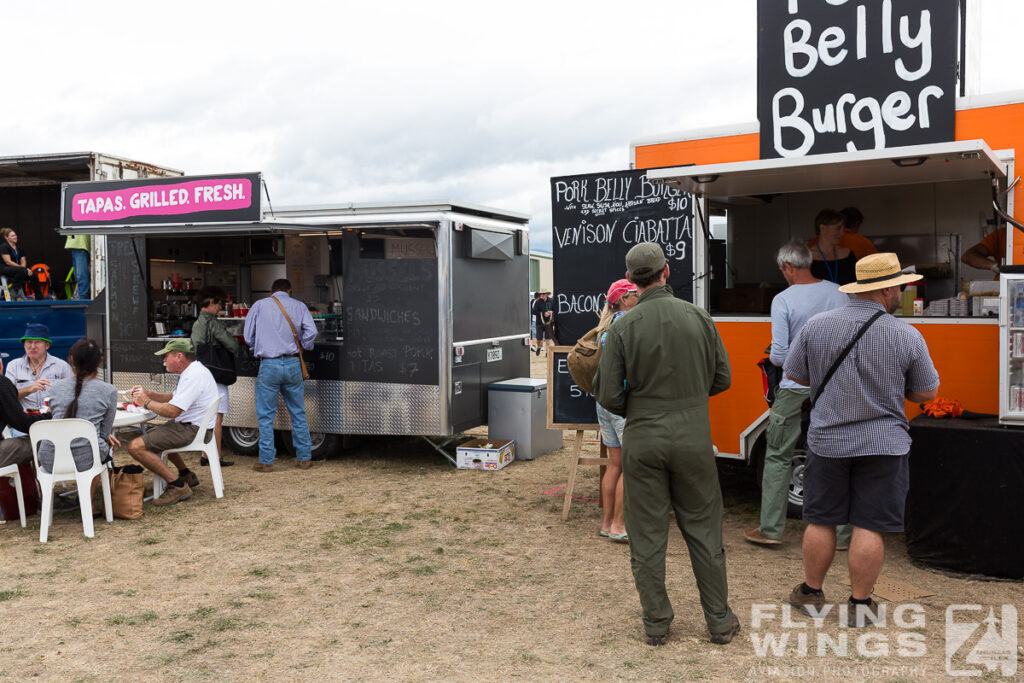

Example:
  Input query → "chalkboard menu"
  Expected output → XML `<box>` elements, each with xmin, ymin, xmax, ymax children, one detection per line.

<box><xmin>546</xmin><ymin>347</ymin><xmax>597</xmax><ymax>429</ymax></box>
<box><xmin>106</xmin><ymin>236</ymin><xmax>148</xmax><ymax>340</ymax></box>
<box><xmin>342</xmin><ymin>240</ymin><xmax>439</xmax><ymax>385</ymax></box>
<box><xmin>550</xmin><ymin>169</ymin><xmax>693</xmax><ymax>345</ymax></box>
<box><xmin>757</xmin><ymin>0</ymin><xmax>957</xmax><ymax>158</ymax></box>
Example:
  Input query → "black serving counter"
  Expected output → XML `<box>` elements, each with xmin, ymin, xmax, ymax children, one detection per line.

<box><xmin>906</xmin><ymin>415</ymin><xmax>1024</xmax><ymax>579</ymax></box>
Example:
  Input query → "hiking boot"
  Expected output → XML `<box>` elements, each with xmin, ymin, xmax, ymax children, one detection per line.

<box><xmin>846</xmin><ymin>598</ymin><xmax>882</xmax><ymax>628</ymax></box>
<box><xmin>152</xmin><ymin>483</ymin><xmax>192</xmax><ymax>506</ymax></box>
<box><xmin>180</xmin><ymin>471</ymin><xmax>200</xmax><ymax>487</ymax></box>
<box><xmin>645</xmin><ymin>633</ymin><xmax>666</xmax><ymax>646</ymax></box>
<box><xmin>710</xmin><ymin>615</ymin><xmax>741</xmax><ymax>645</ymax></box>
<box><xmin>744</xmin><ymin>528</ymin><xmax>782</xmax><ymax>546</ymax></box>
<box><xmin>788</xmin><ymin>583</ymin><xmax>826</xmax><ymax>617</ymax></box>
<box><xmin>297</xmin><ymin>460</ymin><xmax>313</xmax><ymax>470</ymax></box>
<box><xmin>252</xmin><ymin>463</ymin><xmax>274</xmax><ymax>472</ymax></box>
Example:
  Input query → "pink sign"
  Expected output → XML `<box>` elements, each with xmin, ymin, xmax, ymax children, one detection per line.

<box><xmin>70</xmin><ymin>177</ymin><xmax>254</xmax><ymax>222</ymax></box>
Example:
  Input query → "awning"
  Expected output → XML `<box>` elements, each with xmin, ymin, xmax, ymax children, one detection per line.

<box><xmin>646</xmin><ymin>140</ymin><xmax>1007</xmax><ymax>200</ymax></box>
<box><xmin>57</xmin><ymin>208</ymin><xmax>528</xmax><ymax>237</ymax></box>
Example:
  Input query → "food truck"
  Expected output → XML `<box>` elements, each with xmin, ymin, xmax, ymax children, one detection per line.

<box><xmin>0</xmin><ymin>152</ymin><xmax>182</xmax><ymax>358</ymax></box>
<box><xmin>59</xmin><ymin>173</ymin><xmax>531</xmax><ymax>458</ymax></box>
<box><xmin>628</xmin><ymin>94</ymin><xmax>1022</xmax><ymax>511</ymax></box>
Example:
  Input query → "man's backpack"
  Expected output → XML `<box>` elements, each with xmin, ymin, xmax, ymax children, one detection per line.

<box><xmin>566</xmin><ymin>325</ymin><xmax>603</xmax><ymax>394</ymax></box>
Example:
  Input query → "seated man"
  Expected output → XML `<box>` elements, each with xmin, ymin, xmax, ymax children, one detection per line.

<box><xmin>0</xmin><ymin>351</ymin><xmax>51</xmax><ymax>470</ymax></box>
<box><xmin>127</xmin><ymin>339</ymin><xmax>219</xmax><ymax>506</ymax></box>
<box><xmin>5</xmin><ymin>323</ymin><xmax>71</xmax><ymax>422</ymax></box>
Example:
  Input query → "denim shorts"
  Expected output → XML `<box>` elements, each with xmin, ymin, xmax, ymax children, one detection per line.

<box><xmin>595</xmin><ymin>403</ymin><xmax>625</xmax><ymax>448</ymax></box>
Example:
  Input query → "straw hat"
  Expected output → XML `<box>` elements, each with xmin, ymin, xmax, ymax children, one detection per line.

<box><xmin>838</xmin><ymin>253</ymin><xmax>923</xmax><ymax>294</ymax></box>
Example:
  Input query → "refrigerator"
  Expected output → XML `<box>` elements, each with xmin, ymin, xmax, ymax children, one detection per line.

<box><xmin>999</xmin><ymin>272</ymin><xmax>1024</xmax><ymax>424</ymax></box>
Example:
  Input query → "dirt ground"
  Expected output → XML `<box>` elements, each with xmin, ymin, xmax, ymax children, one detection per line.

<box><xmin>0</xmin><ymin>351</ymin><xmax>1020</xmax><ymax>681</ymax></box>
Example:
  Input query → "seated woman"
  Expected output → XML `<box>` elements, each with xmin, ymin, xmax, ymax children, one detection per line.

<box><xmin>807</xmin><ymin>209</ymin><xmax>857</xmax><ymax>286</ymax></box>
<box><xmin>0</xmin><ymin>228</ymin><xmax>44</xmax><ymax>300</ymax></box>
<box><xmin>36</xmin><ymin>339</ymin><xmax>118</xmax><ymax>472</ymax></box>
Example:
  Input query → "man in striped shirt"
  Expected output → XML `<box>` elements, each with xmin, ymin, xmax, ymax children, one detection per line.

<box><xmin>783</xmin><ymin>253</ymin><xmax>939</xmax><ymax>627</ymax></box>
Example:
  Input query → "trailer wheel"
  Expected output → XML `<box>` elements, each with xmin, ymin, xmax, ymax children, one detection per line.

<box><xmin>753</xmin><ymin>437</ymin><xmax>805</xmax><ymax>519</ymax></box>
<box><xmin>281</xmin><ymin>431</ymin><xmax>340</xmax><ymax>460</ymax></box>
<box><xmin>223</xmin><ymin>426</ymin><xmax>261</xmax><ymax>456</ymax></box>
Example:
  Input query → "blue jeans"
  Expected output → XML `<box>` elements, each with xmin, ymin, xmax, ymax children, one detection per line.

<box><xmin>255</xmin><ymin>357</ymin><xmax>312</xmax><ymax>464</ymax></box>
<box><xmin>70</xmin><ymin>248</ymin><xmax>89</xmax><ymax>298</ymax></box>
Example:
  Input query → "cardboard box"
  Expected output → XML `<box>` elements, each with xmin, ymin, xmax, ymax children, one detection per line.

<box><xmin>456</xmin><ymin>438</ymin><xmax>515</xmax><ymax>470</ymax></box>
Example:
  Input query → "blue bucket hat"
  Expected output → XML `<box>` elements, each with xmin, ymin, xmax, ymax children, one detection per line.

<box><xmin>20</xmin><ymin>323</ymin><xmax>51</xmax><ymax>344</ymax></box>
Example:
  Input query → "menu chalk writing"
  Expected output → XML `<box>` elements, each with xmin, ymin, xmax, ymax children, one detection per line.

<box><xmin>757</xmin><ymin>0</ymin><xmax>957</xmax><ymax>158</ymax></box>
<box><xmin>547</xmin><ymin>348</ymin><xmax>598</xmax><ymax>429</ymax></box>
<box><xmin>106</xmin><ymin>236</ymin><xmax>148</xmax><ymax>341</ymax></box>
<box><xmin>343</xmin><ymin>241</ymin><xmax>439</xmax><ymax>385</ymax></box>
<box><xmin>550</xmin><ymin>169</ymin><xmax>693</xmax><ymax>345</ymax></box>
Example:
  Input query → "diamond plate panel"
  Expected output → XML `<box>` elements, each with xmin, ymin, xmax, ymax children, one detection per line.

<box><xmin>123</xmin><ymin>372</ymin><xmax>446</xmax><ymax>437</ymax></box>
<box><xmin>343</xmin><ymin>381</ymin><xmax>443</xmax><ymax>436</ymax></box>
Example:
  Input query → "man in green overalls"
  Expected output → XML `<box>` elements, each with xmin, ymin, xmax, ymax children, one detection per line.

<box><xmin>594</xmin><ymin>242</ymin><xmax>739</xmax><ymax>646</ymax></box>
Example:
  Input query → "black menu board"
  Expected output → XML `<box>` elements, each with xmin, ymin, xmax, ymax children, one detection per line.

<box><xmin>342</xmin><ymin>248</ymin><xmax>439</xmax><ymax>385</ymax></box>
<box><xmin>550</xmin><ymin>169</ymin><xmax>694</xmax><ymax>345</ymax></box>
<box><xmin>757</xmin><ymin>0</ymin><xmax>957</xmax><ymax>158</ymax></box>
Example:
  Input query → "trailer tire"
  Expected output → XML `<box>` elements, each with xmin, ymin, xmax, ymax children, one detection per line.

<box><xmin>224</xmin><ymin>426</ymin><xmax>261</xmax><ymax>456</ymax></box>
<box><xmin>281</xmin><ymin>431</ymin><xmax>340</xmax><ymax>460</ymax></box>
<box><xmin>753</xmin><ymin>435</ymin><xmax>805</xmax><ymax>519</ymax></box>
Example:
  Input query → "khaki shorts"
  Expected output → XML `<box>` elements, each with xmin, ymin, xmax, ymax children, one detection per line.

<box><xmin>141</xmin><ymin>422</ymin><xmax>200</xmax><ymax>452</ymax></box>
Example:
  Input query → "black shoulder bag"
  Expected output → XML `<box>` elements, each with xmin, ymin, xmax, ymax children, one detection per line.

<box><xmin>195</xmin><ymin>318</ymin><xmax>237</xmax><ymax>386</ymax></box>
<box><xmin>806</xmin><ymin>310</ymin><xmax>885</xmax><ymax>411</ymax></box>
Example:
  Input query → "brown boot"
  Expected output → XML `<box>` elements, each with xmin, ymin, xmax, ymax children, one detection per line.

<box><xmin>152</xmin><ymin>482</ymin><xmax>192</xmax><ymax>506</ymax></box>
<box><xmin>710</xmin><ymin>615</ymin><xmax>741</xmax><ymax>645</ymax></box>
<box><xmin>788</xmin><ymin>583</ymin><xmax>826</xmax><ymax>617</ymax></box>
<box><xmin>252</xmin><ymin>463</ymin><xmax>274</xmax><ymax>472</ymax></box>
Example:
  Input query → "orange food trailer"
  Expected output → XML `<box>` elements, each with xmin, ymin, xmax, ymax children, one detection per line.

<box><xmin>628</xmin><ymin>91</ymin><xmax>1024</xmax><ymax>511</ymax></box>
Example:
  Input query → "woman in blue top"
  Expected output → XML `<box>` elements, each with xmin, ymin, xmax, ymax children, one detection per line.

<box><xmin>595</xmin><ymin>278</ymin><xmax>638</xmax><ymax>542</ymax></box>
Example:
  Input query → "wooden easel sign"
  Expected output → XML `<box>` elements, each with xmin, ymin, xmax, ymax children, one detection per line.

<box><xmin>546</xmin><ymin>346</ymin><xmax>607</xmax><ymax>520</ymax></box>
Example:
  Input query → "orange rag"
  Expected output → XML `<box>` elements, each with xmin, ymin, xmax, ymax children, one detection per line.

<box><xmin>920</xmin><ymin>397</ymin><xmax>963</xmax><ymax>419</ymax></box>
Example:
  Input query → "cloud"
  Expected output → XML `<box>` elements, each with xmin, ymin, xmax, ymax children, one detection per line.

<box><xmin>0</xmin><ymin>0</ymin><xmax>1021</xmax><ymax>262</ymax></box>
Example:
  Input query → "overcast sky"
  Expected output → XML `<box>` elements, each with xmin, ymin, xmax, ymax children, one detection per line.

<box><xmin>5</xmin><ymin>1</ymin><xmax>1023</xmax><ymax>252</ymax></box>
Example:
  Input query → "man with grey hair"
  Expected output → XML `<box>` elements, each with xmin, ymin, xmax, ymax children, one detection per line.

<box><xmin>746</xmin><ymin>240</ymin><xmax>849</xmax><ymax>547</ymax></box>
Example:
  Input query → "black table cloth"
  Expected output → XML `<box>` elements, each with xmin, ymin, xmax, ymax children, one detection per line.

<box><xmin>906</xmin><ymin>415</ymin><xmax>1024</xmax><ymax>579</ymax></box>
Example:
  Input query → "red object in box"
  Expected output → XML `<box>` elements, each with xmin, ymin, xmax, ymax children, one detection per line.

<box><xmin>0</xmin><ymin>460</ymin><xmax>39</xmax><ymax>521</ymax></box>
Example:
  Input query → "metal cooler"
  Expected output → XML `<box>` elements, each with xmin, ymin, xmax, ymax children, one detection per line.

<box><xmin>487</xmin><ymin>378</ymin><xmax>563</xmax><ymax>461</ymax></box>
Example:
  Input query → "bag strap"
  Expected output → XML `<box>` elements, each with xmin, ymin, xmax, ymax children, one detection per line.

<box><xmin>810</xmin><ymin>310</ymin><xmax>884</xmax><ymax>408</ymax></box>
<box><xmin>271</xmin><ymin>296</ymin><xmax>303</xmax><ymax>356</ymax></box>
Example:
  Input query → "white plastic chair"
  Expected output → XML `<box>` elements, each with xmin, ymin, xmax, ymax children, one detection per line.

<box><xmin>152</xmin><ymin>401</ymin><xmax>224</xmax><ymax>500</ymax></box>
<box><xmin>0</xmin><ymin>426</ymin><xmax>24</xmax><ymax>527</ymax></box>
<box><xmin>30</xmin><ymin>418</ymin><xmax>113</xmax><ymax>543</ymax></box>
<box><xmin>0</xmin><ymin>462</ymin><xmax>27</xmax><ymax>527</ymax></box>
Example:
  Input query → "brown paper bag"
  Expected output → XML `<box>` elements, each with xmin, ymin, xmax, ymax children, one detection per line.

<box><xmin>91</xmin><ymin>465</ymin><xmax>145</xmax><ymax>520</ymax></box>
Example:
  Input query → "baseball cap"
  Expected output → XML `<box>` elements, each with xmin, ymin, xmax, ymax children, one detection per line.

<box><xmin>606</xmin><ymin>278</ymin><xmax>636</xmax><ymax>305</ymax></box>
<box><xmin>155</xmin><ymin>339</ymin><xmax>195</xmax><ymax>355</ymax></box>
<box><xmin>625</xmin><ymin>242</ymin><xmax>667</xmax><ymax>280</ymax></box>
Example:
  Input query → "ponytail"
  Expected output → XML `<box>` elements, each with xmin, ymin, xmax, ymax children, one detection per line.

<box><xmin>67</xmin><ymin>373</ymin><xmax>86</xmax><ymax>419</ymax></box>
<box><xmin>66</xmin><ymin>338</ymin><xmax>103</xmax><ymax>418</ymax></box>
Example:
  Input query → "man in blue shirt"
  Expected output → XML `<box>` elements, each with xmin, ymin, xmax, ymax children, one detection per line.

<box><xmin>243</xmin><ymin>279</ymin><xmax>318</xmax><ymax>471</ymax></box>
<box><xmin>746</xmin><ymin>241</ymin><xmax>850</xmax><ymax>548</ymax></box>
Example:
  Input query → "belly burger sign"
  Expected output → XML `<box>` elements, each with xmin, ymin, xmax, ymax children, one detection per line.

<box><xmin>757</xmin><ymin>0</ymin><xmax>958</xmax><ymax>159</ymax></box>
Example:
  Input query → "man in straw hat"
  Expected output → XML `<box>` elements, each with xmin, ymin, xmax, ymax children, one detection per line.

<box><xmin>594</xmin><ymin>242</ymin><xmax>739</xmax><ymax>646</ymax></box>
<box><xmin>783</xmin><ymin>252</ymin><xmax>939</xmax><ymax>627</ymax></box>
